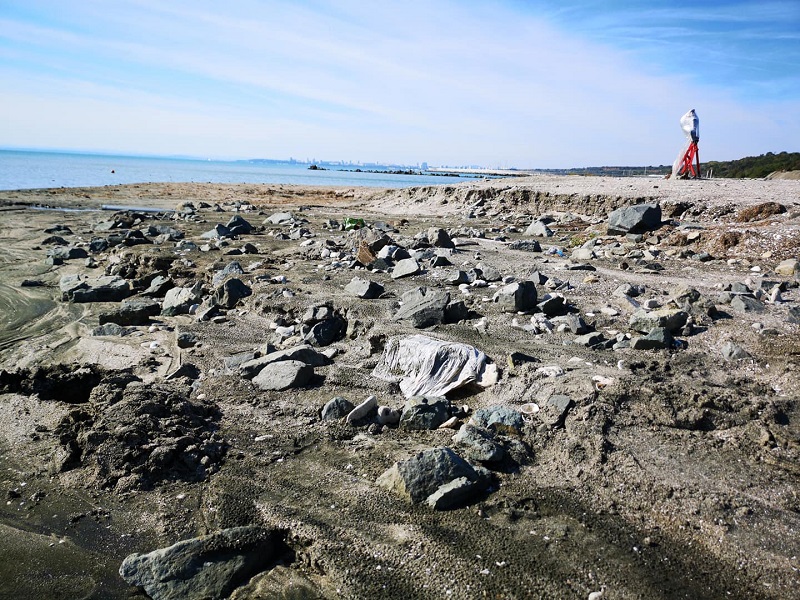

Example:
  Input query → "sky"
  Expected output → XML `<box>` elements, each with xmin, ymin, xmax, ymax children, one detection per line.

<box><xmin>1</xmin><ymin>0</ymin><xmax>798</xmax><ymax>168</ymax></box>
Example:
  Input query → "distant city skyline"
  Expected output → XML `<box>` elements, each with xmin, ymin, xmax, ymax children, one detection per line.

<box><xmin>1</xmin><ymin>1</ymin><xmax>798</xmax><ymax>169</ymax></box>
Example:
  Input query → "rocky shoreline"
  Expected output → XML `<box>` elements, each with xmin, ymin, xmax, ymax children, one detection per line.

<box><xmin>0</xmin><ymin>176</ymin><xmax>799</xmax><ymax>599</ymax></box>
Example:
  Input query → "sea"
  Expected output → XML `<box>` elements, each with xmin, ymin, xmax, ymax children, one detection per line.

<box><xmin>0</xmin><ymin>149</ymin><xmax>475</xmax><ymax>191</ymax></box>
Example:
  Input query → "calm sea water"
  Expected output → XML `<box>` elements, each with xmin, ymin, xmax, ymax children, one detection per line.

<box><xmin>0</xmin><ymin>150</ymin><xmax>473</xmax><ymax>191</ymax></box>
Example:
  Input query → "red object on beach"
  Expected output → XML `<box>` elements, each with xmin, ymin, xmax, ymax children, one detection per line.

<box><xmin>676</xmin><ymin>141</ymin><xmax>700</xmax><ymax>178</ymax></box>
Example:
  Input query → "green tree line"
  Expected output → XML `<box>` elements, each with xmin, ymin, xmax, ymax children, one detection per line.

<box><xmin>704</xmin><ymin>151</ymin><xmax>800</xmax><ymax>178</ymax></box>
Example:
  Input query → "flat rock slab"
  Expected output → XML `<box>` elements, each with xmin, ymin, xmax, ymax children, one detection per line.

<box><xmin>119</xmin><ymin>526</ymin><xmax>281</xmax><ymax>600</ymax></box>
<box><xmin>393</xmin><ymin>287</ymin><xmax>450</xmax><ymax>328</ymax></box>
<box><xmin>252</xmin><ymin>360</ymin><xmax>313</xmax><ymax>391</ymax></box>
<box><xmin>344</xmin><ymin>276</ymin><xmax>384</xmax><ymax>299</ymax></box>
<box><xmin>391</xmin><ymin>257</ymin><xmax>421</xmax><ymax>279</ymax></box>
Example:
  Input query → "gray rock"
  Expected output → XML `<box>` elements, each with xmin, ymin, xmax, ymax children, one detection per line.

<box><xmin>574</xmin><ymin>332</ymin><xmax>606</xmax><ymax>347</ymax></box>
<box><xmin>48</xmin><ymin>246</ymin><xmax>88</xmax><ymax>260</ymax></box>
<box><xmin>426</xmin><ymin>472</ymin><xmax>490</xmax><ymax>510</ymax></box>
<box><xmin>321</xmin><ymin>396</ymin><xmax>355</xmax><ymax>421</ymax></box>
<box><xmin>92</xmin><ymin>322</ymin><xmax>130</xmax><ymax>337</ymax></box>
<box><xmin>508</xmin><ymin>240</ymin><xmax>542</xmax><ymax>252</ymax></box>
<box><xmin>430</xmin><ymin>254</ymin><xmax>452</xmax><ymax>267</ymax></box>
<box><xmin>630</xmin><ymin>327</ymin><xmax>674</xmax><ymax>350</ymax></box>
<box><xmin>537</xmin><ymin>294</ymin><xmax>566</xmax><ymax>316</ymax></box>
<box><xmin>265</xmin><ymin>212</ymin><xmax>294</xmax><ymax>225</ymax></box>
<box><xmin>391</xmin><ymin>257</ymin><xmax>421</xmax><ymax>279</ymax></box>
<box><xmin>629</xmin><ymin>308</ymin><xmax>689</xmax><ymax>334</ymax></box>
<box><xmin>176</xmin><ymin>332</ymin><xmax>198</xmax><ymax>348</ymax></box>
<box><xmin>376</xmin><ymin>447</ymin><xmax>485</xmax><ymax>504</ymax></box>
<box><xmin>789</xmin><ymin>306</ymin><xmax>800</xmax><ymax>325</ymax></box>
<box><xmin>251</xmin><ymin>360</ymin><xmax>313</xmax><ymax>391</ymax></box>
<box><xmin>428</xmin><ymin>227</ymin><xmax>455</xmax><ymax>249</ymax></box>
<box><xmin>200</xmin><ymin>224</ymin><xmax>231</xmax><ymax>239</ymax></box>
<box><xmin>541</xmin><ymin>395</ymin><xmax>574</xmax><ymax>427</ymax></box>
<box><xmin>67</xmin><ymin>276</ymin><xmax>131</xmax><ymax>303</ymax></box>
<box><xmin>239</xmin><ymin>345</ymin><xmax>329</xmax><ymax>379</ymax></box>
<box><xmin>443</xmin><ymin>300</ymin><xmax>470</xmax><ymax>324</ymax></box>
<box><xmin>721</xmin><ymin>341</ymin><xmax>750</xmax><ymax>361</ymax></box>
<box><xmin>494</xmin><ymin>281</ymin><xmax>538</xmax><ymax>313</ymax></box>
<box><xmin>377</xmin><ymin>405</ymin><xmax>401</xmax><ymax>425</ymax></box>
<box><xmin>161</xmin><ymin>284</ymin><xmax>203</xmax><ymax>316</ymax></box>
<box><xmin>59</xmin><ymin>274</ymin><xmax>86</xmax><ymax>300</ymax></box>
<box><xmin>393</xmin><ymin>287</ymin><xmax>450</xmax><ymax>328</ymax></box>
<box><xmin>570</xmin><ymin>247</ymin><xmax>595</xmax><ymax>261</ymax></box>
<box><xmin>607</xmin><ymin>204</ymin><xmax>662</xmax><ymax>236</ymax></box>
<box><xmin>525</xmin><ymin>220</ymin><xmax>553</xmax><ymax>237</ymax></box>
<box><xmin>226</xmin><ymin>215</ymin><xmax>253</xmax><ymax>236</ymax></box>
<box><xmin>400</xmin><ymin>396</ymin><xmax>450</xmax><ymax>430</ymax></box>
<box><xmin>212</xmin><ymin>261</ymin><xmax>245</xmax><ymax>286</ymax></box>
<box><xmin>730</xmin><ymin>295</ymin><xmax>765</xmax><ymax>313</ymax></box>
<box><xmin>344</xmin><ymin>277</ymin><xmax>384</xmax><ymax>299</ymax></box>
<box><xmin>475</xmin><ymin>264</ymin><xmax>502</xmax><ymax>282</ymax></box>
<box><xmin>212</xmin><ymin>278</ymin><xmax>251</xmax><ymax>309</ymax></box>
<box><xmin>99</xmin><ymin>298</ymin><xmax>160</xmax><ymax>326</ymax></box>
<box><xmin>552</xmin><ymin>313</ymin><xmax>589</xmax><ymax>334</ymax></box>
<box><xmin>452</xmin><ymin>424</ymin><xmax>504</xmax><ymax>462</ymax></box>
<box><xmin>303</xmin><ymin>316</ymin><xmax>347</xmax><ymax>346</ymax></box>
<box><xmin>471</xmin><ymin>406</ymin><xmax>523</xmax><ymax>435</ymax></box>
<box><xmin>444</xmin><ymin>270</ymin><xmax>470</xmax><ymax>285</ymax></box>
<box><xmin>142</xmin><ymin>275</ymin><xmax>174</xmax><ymax>297</ymax></box>
<box><xmin>223</xmin><ymin>351</ymin><xmax>257</xmax><ymax>371</ymax></box>
<box><xmin>119</xmin><ymin>526</ymin><xmax>280</xmax><ymax>600</ymax></box>
<box><xmin>147</xmin><ymin>224</ymin><xmax>184</xmax><ymax>240</ymax></box>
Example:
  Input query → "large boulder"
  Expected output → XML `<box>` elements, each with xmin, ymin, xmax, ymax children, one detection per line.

<box><xmin>391</xmin><ymin>257</ymin><xmax>421</xmax><ymax>279</ymax></box>
<box><xmin>493</xmin><ymin>281</ymin><xmax>538</xmax><ymax>313</ymax></box>
<box><xmin>471</xmin><ymin>406</ymin><xmax>524</xmax><ymax>435</ymax></box>
<box><xmin>607</xmin><ymin>204</ymin><xmax>662</xmax><ymax>236</ymax></box>
<box><xmin>226</xmin><ymin>215</ymin><xmax>253</xmax><ymax>236</ymax></box>
<box><xmin>61</xmin><ymin>275</ymin><xmax>132</xmax><ymax>303</ymax></box>
<box><xmin>399</xmin><ymin>396</ymin><xmax>450</xmax><ymax>430</ymax></box>
<box><xmin>393</xmin><ymin>287</ymin><xmax>450</xmax><ymax>328</ymax></box>
<box><xmin>200</xmin><ymin>224</ymin><xmax>232</xmax><ymax>239</ymax></box>
<box><xmin>99</xmin><ymin>298</ymin><xmax>160</xmax><ymax>326</ymax></box>
<box><xmin>524</xmin><ymin>220</ymin><xmax>553</xmax><ymax>237</ymax></box>
<box><xmin>161</xmin><ymin>284</ymin><xmax>203</xmax><ymax>316</ymax></box>
<box><xmin>376</xmin><ymin>447</ymin><xmax>488</xmax><ymax>506</ymax></box>
<box><xmin>251</xmin><ymin>360</ymin><xmax>313</xmax><ymax>391</ymax></box>
<box><xmin>775</xmin><ymin>258</ymin><xmax>799</xmax><ymax>276</ymax></box>
<box><xmin>212</xmin><ymin>261</ymin><xmax>245</xmax><ymax>286</ymax></box>
<box><xmin>452</xmin><ymin>424</ymin><xmax>505</xmax><ymax>462</ymax></box>
<box><xmin>427</xmin><ymin>227</ymin><xmax>455</xmax><ymax>249</ymax></box>
<box><xmin>212</xmin><ymin>278</ymin><xmax>252</xmax><ymax>309</ymax></box>
<box><xmin>345</xmin><ymin>277</ymin><xmax>384</xmax><ymax>299</ymax></box>
<box><xmin>303</xmin><ymin>316</ymin><xmax>347</xmax><ymax>346</ymax></box>
<box><xmin>629</xmin><ymin>308</ymin><xmax>688</xmax><ymax>334</ymax></box>
<box><xmin>630</xmin><ymin>327</ymin><xmax>674</xmax><ymax>350</ymax></box>
<box><xmin>119</xmin><ymin>526</ymin><xmax>281</xmax><ymax>600</ymax></box>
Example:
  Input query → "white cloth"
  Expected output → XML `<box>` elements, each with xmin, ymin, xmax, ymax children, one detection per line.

<box><xmin>372</xmin><ymin>334</ymin><xmax>492</xmax><ymax>397</ymax></box>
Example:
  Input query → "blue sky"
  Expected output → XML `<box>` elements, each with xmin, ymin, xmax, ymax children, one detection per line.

<box><xmin>1</xmin><ymin>0</ymin><xmax>798</xmax><ymax>168</ymax></box>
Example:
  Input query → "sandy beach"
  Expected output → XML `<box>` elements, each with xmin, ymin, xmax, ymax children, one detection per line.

<box><xmin>1</xmin><ymin>175</ymin><xmax>799</xmax><ymax>599</ymax></box>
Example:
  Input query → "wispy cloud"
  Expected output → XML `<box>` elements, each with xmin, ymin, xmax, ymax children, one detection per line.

<box><xmin>0</xmin><ymin>0</ymin><xmax>797</xmax><ymax>166</ymax></box>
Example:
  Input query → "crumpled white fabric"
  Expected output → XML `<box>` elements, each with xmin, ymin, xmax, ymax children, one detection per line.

<box><xmin>672</xmin><ymin>109</ymin><xmax>700</xmax><ymax>177</ymax></box>
<box><xmin>372</xmin><ymin>334</ymin><xmax>494</xmax><ymax>397</ymax></box>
